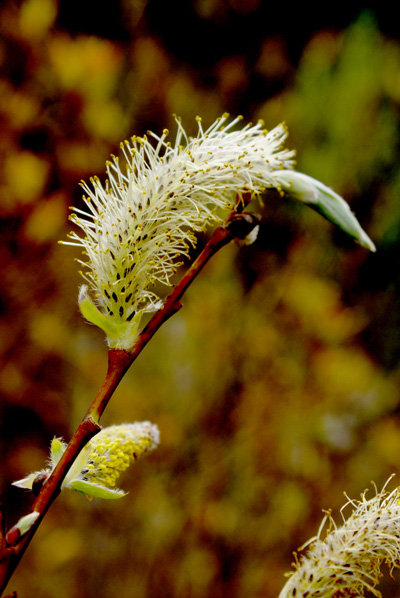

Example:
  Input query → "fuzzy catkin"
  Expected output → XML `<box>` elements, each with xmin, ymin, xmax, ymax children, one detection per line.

<box><xmin>65</xmin><ymin>114</ymin><xmax>295</xmax><ymax>349</ymax></box>
<box><xmin>279</xmin><ymin>482</ymin><xmax>400</xmax><ymax>598</ymax></box>
<box><xmin>82</xmin><ymin>422</ymin><xmax>160</xmax><ymax>489</ymax></box>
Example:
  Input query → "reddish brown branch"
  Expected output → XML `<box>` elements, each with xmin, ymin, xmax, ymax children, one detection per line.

<box><xmin>0</xmin><ymin>211</ymin><xmax>257</xmax><ymax>596</ymax></box>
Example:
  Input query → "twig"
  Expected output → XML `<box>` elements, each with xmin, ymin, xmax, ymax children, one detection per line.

<box><xmin>0</xmin><ymin>209</ymin><xmax>258</xmax><ymax>596</ymax></box>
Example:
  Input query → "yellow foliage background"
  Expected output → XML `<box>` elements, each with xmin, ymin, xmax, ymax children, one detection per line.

<box><xmin>1</xmin><ymin>2</ymin><xmax>400</xmax><ymax>597</ymax></box>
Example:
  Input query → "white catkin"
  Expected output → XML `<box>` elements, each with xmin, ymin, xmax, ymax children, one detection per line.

<box><xmin>64</xmin><ymin>114</ymin><xmax>294</xmax><ymax>348</ymax></box>
<box><xmin>62</xmin><ymin>113</ymin><xmax>374</xmax><ymax>349</ymax></box>
<box><xmin>279</xmin><ymin>479</ymin><xmax>400</xmax><ymax>598</ymax></box>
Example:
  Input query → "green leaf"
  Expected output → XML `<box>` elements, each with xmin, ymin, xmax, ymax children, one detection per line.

<box><xmin>274</xmin><ymin>170</ymin><xmax>376</xmax><ymax>251</ymax></box>
<box><xmin>69</xmin><ymin>479</ymin><xmax>126</xmax><ymax>499</ymax></box>
<box><xmin>50</xmin><ymin>437</ymin><xmax>67</xmax><ymax>465</ymax></box>
<box><xmin>78</xmin><ymin>287</ymin><xmax>122</xmax><ymax>339</ymax></box>
<box><xmin>12</xmin><ymin>473</ymin><xmax>37</xmax><ymax>490</ymax></box>
<box><xmin>78</xmin><ymin>285</ymin><xmax>141</xmax><ymax>349</ymax></box>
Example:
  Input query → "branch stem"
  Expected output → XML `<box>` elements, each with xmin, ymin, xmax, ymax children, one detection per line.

<box><xmin>0</xmin><ymin>215</ymin><xmax>243</xmax><ymax>596</ymax></box>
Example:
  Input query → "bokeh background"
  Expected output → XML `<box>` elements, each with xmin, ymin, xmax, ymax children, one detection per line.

<box><xmin>1</xmin><ymin>2</ymin><xmax>400</xmax><ymax>597</ymax></box>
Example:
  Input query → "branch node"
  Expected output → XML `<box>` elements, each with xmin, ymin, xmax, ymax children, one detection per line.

<box><xmin>224</xmin><ymin>212</ymin><xmax>261</xmax><ymax>240</ymax></box>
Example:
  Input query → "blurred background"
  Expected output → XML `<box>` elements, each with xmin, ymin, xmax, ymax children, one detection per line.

<box><xmin>1</xmin><ymin>2</ymin><xmax>400</xmax><ymax>597</ymax></box>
